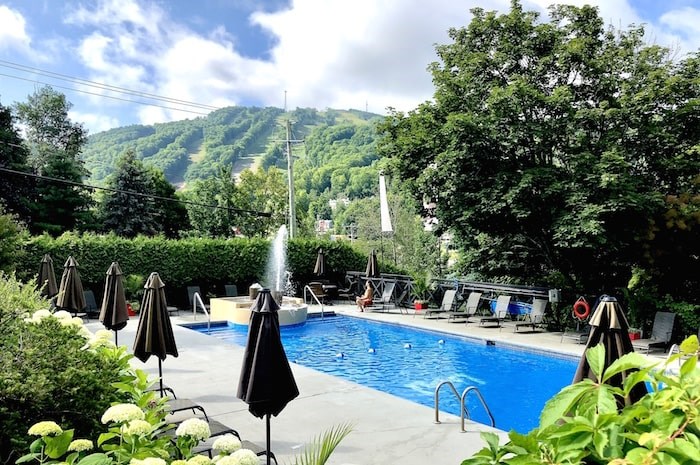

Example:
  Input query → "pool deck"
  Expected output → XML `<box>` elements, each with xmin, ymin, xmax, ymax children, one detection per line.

<box><xmin>85</xmin><ymin>303</ymin><xmax>665</xmax><ymax>465</ymax></box>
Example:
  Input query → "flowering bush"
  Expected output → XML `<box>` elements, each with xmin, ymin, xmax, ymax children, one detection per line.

<box><xmin>0</xmin><ymin>277</ymin><xmax>129</xmax><ymax>462</ymax></box>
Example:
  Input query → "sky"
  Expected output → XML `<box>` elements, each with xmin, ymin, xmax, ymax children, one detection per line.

<box><xmin>1</xmin><ymin>0</ymin><xmax>699</xmax><ymax>135</ymax></box>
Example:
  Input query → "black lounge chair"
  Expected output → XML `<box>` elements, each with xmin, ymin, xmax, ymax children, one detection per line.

<box><xmin>424</xmin><ymin>289</ymin><xmax>458</xmax><ymax>319</ymax></box>
<box><xmin>633</xmin><ymin>311</ymin><xmax>677</xmax><ymax>354</ymax></box>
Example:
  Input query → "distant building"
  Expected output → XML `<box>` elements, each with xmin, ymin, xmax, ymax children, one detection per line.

<box><xmin>329</xmin><ymin>198</ymin><xmax>350</xmax><ymax>211</ymax></box>
<box><xmin>316</xmin><ymin>219</ymin><xmax>333</xmax><ymax>233</ymax></box>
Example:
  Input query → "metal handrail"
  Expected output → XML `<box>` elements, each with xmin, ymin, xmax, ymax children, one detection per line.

<box><xmin>192</xmin><ymin>292</ymin><xmax>211</xmax><ymax>333</ymax></box>
<box><xmin>434</xmin><ymin>381</ymin><xmax>495</xmax><ymax>431</ymax></box>
<box><xmin>303</xmin><ymin>285</ymin><xmax>324</xmax><ymax>319</ymax></box>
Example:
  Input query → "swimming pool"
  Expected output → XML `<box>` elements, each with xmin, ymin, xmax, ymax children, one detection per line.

<box><xmin>187</xmin><ymin>315</ymin><xmax>577</xmax><ymax>433</ymax></box>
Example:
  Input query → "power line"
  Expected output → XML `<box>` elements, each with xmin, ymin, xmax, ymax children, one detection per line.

<box><xmin>0</xmin><ymin>72</ymin><xmax>212</xmax><ymax>116</ymax></box>
<box><xmin>0</xmin><ymin>166</ymin><xmax>271</xmax><ymax>218</ymax></box>
<box><xmin>0</xmin><ymin>60</ymin><xmax>219</xmax><ymax>111</ymax></box>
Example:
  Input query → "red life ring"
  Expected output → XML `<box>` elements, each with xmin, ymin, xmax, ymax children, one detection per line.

<box><xmin>572</xmin><ymin>298</ymin><xmax>590</xmax><ymax>320</ymax></box>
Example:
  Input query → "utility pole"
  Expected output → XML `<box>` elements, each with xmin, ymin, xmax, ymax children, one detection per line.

<box><xmin>283</xmin><ymin>118</ymin><xmax>303</xmax><ymax>238</ymax></box>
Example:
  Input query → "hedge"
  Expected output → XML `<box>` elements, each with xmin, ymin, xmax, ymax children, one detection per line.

<box><xmin>15</xmin><ymin>233</ymin><xmax>381</xmax><ymax>308</ymax></box>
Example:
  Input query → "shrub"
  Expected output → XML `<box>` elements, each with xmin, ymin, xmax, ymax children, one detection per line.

<box><xmin>462</xmin><ymin>337</ymin><xmax>700</xmax><ymax>465</ymax></box>
<box><xmin>0</xmin><ymin>279</ymin><xmax>128</xmax><ymax>463</ymax></box>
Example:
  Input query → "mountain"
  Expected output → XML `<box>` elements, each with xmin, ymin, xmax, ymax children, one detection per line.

<box><xmin>81</xmin><ymin>106</ymin><xmax>383</xmax><ymax>189</ymax></box>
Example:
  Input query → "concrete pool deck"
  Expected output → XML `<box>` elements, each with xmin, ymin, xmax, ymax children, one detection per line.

<box><xmin>85</xmin><ymin>303</ymin><xmax>665</xmax><ymax>465</ymax></box>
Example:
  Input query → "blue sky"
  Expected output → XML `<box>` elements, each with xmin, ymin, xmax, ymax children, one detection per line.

<box><xmin>1</xmin><ymin>0</ymin><xmax>699</xmax><ymax>134</ymax></box>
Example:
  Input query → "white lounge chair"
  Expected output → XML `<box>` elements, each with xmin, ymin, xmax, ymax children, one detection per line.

<box><xmin>479</xmin><ymin>295</ymin><xmax>511</xmax><ymax>327</ymax></box>
<box><xmin>446</xmin><ymin>291</ymin><xmax>482</xmax><ymax>323</ymax></box>
<box><xmin>513</xmin><ymin>298</ymin><xmax>548</xmax><ymax>332</ymax></box>
<box><xmin>424</xmin><ymin>289</ymin><xmax>457</xmax><ymax>319</ymax></box>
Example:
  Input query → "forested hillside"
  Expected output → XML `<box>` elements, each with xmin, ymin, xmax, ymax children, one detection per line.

<box><xmin>82</xmin><ymin>106</ymin><xmax>382</xmax><ymax>189</ymax></box>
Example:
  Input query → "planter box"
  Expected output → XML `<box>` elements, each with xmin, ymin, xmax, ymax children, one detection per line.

<box><xmin>629</xmin><ymin>330</ymin><xmax>641</xmax><ymax>340</ymax></box>
<box><xmin>414</xmin><ymin>301</ymin><xmax>427</xmax><ymax>310</ymax></box>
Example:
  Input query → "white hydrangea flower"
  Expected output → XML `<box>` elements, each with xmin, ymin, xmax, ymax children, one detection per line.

<box><xmin>95</xmin><ymin>329</ymin><xmax>112</xmax><ymax>340</ymax></box>
<box><xmin>70</xmin><ymin>316</ymin><xmax>85</xmax><ymax>327</ymax></box>
<box><xmin>213</xmin><ymin>457</ymin><xmax>237</xmax><ymax>465</ymax></box>
<box><xmin>186</xmin><ymin>455</ymin><xmax>212</xmax><ymax>465</ymax></box>
<box><xmin>101</xmin><ymin>404</ymin><xmax>145</xmax><ymax>424</ymax></box>
<box><xmin>53</xmin><ymin>310</ymin><xmax>73</xmax><ymax>320</ymax></box>
<box><xmin>229</xmin><ymin>449</ymin><xmax>259</xmax><ymax>465</ymax></box>
<box><xmin>212</xmin><ymin>434</ymin><xmax>241</xmax><ymax>454</ymax></box>
<box><xmin>67</xmin><ymin>439</ymin><xmax>93</xmax><ymax>452</ymax></box>
<box><xmin>142</xmin><ymin>458</ymin><xmax>166</xmax><ymax>465</ymax></box>
<box><xmin>171</xmin><ymin>461</ymin><xmax>188</xmax><ymax>465</ymax></box>
<box><xmin>129</xmin><ymin>459</ymin><xmax>144</xmax><ymax>465</ymax></box>
<box><xmin>31</xmin><ymin>309</ymin><xmax>52</xmax><ymax>323</ymax></box>
<box><xmin>28</xmin><ymin>421</ymin><xmax>62</xmax><ymax>436</ymax></box>
<box><xmin>121</xmin><ymin>419</ymin><xmax>152</xmax><ymax>436</ymax></box>
<box><xmin>176</xmin><ymin>418</ymin><xmax>211</xmax><ymax>441</ymax></box>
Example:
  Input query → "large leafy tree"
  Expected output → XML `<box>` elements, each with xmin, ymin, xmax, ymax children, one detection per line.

<box><xmin>378</xmin><ymin>1</ymin><xmax>700</xmax><ymax>302</ymax></box>
<box><xmin>235</xmin><ymin>166</ymin><xmax>287</xmax><ymax>237</ymax></box>
<box><xmin>0</xmin><ymin>102</ymin><xmax>34</xmax><ymax>221</ymax></box>
<box><xmin>14</xmin><ymin>87</ymin><xmax>93</xmax><ymax>235</ymax></box>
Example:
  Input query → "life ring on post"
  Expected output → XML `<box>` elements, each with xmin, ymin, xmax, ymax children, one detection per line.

<box><xmin>572</xmin><ymin>297</ymin><xmax>590</xmax><ymax>320</ymax></box>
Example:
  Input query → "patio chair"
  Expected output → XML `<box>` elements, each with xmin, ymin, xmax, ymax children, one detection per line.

<box><xmin>337</xmin><ymin>278</ymin><xmax>358</xmax><ymax>303</ymax></box>
<box><xmin>83</xmin><ymin>289</ymin><xmax>100</xmax><ymax>318</ymax></box>
<box><xmin>188</xmin><ymin>285</ymin><xmax>210</xmax><ymax>313</ymax></box>
<box><xmin>367</xmin><ymin>280</ymin><xmax>398</xmax><ymax>312</ymax></box>
<box><xmin>424</xmin><ymin>289</ymin><xmax>458</xmax><ymax>319</ymax></box>
<box><xmin>512</xmin><ymin>298</ymin><xmax>548</xmax><ymax>332</ymax></box>
<box><xmin>306</xmin><ymin>281</ymin><xmax>327</xmax><ymax>305</ymax></box>
<box><xmin>446</xmin><ymin>291</ymin><xmax>482</xmax><ymax>323</ymax></box>
<box><xmin>632</xmin><ymin>311</ymin><xmax>677</xmax><ymax>354</ymax></box>
<box><xmin>224</xmin><ymin>284</ymin><xmax>238</xmax><ymax>297</ymax></box>
<box><xmin>479</xmin><ymin>295</ymin><xmax>511</xmax><ymax>327</ymax></box>
<box><xmin>665</xmin><ymin>327</ymin><xmax>700</xmax><ymax>367</ymax></box>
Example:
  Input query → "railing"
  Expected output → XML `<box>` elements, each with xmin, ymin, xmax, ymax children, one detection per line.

<box><xmin>192</xmin><ymin>292</ymin><xmax>211</xmax><ymax>333</ymax></box>
<box><xmin>434</xmin><ymin>381</ymin><xmax>495</xmax><ymax>431</ymax></box>
<box><xmin>303</xmin><ymin>285</ymin><xmax>325</xmax><ymax>319</ymax></box>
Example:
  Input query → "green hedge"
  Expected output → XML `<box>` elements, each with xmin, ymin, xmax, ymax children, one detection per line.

<box><xmin>15</xmin><ymin>233</ymin><xmax>377</xmax><ymax>307</ymax></box>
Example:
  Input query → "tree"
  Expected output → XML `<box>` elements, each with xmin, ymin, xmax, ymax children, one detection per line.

<box><xmin>184</xmin><ymin>166</ymin><xmax>241</xmax><ymax>238</ymax></box>
<box><xmin>0</xmin><ymin>102</ymin><xmax>34</xmax><ymax>221</ymax></box>
<box><xmin>99</xmin><ymin>150</ymin><xmax>159</xmax><ymax>237</ymax></box>
<box><xmin>378</xmin><ymin>1</ymin><xmax>700</xmax><ymax>304</ymax></box>
<box><xmin>14</xmin><ymin>87</ymin><xmax>92</xmax><ymax>235</ymax></box>
<box><xmin>147</xmin><ymin>167</ymin><xmax>189</xmax><ymax>238</ymax></box>
<box><xmin>235</xmin><ymin>166</ymin><xmax>287</xmax><ymax>237</ymax></box>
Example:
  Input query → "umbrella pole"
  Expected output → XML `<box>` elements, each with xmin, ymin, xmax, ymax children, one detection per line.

<box><xmin>158</xmin><ymin>359</ymin><xmax>164</xmax><ymax>398</ymax></box>
<box><xmin>114</xmin><ymin>330</ymin><xmax>118</xmax><ymax>345</ymax></box>
<box><xmin>266</xmin><ymin>413</ymin><xmax>271</xmax><ymax>465</ymax></box>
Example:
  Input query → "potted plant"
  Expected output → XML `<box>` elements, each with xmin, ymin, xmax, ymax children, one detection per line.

<box><xmin>411</xmin><ymin>273</ymin><xmax>431</xmax><ymax>310</ymax></box>
<box><xmin>123</xmin><ymin>274</ymin><xmax>145</xmax><ymax>315</ymax></box>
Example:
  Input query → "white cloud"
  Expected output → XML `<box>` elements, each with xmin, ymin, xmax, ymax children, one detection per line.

<box><xmin>69</xmin><ymin>110</ymin><xmax>120</xmax><ymax>134</ymax></box>
<box><xmin>0</xmin><ymin>5</ymin><xmax>32</xmax><ymax>53</ymax></box>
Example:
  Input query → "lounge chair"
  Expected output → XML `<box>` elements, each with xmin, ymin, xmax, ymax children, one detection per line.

<box><xmin>83</xmin><ymin>289</ymin><xmax>100</xmax><ymax>318</ymax></box>
<box><xmin>632</xmin><ymin>311</ymin><xmax>677</xmax><ymax>354</ymax></box>
<box><xmin>479</xmin><ymin>295</ymin><xmax>511</xmax><ymax>327</ymax></box>
<box><xmin>224</xmin><ymin>284</ymin><xmax>238</xmax><ymax>297</ymax></box>
<box><xmin>188</xmin><ymin>285</ymin><xmax>210</xmax><ymax>313</ymax></box>
<box><xmin>368</xmin><ymin>281</ymin><xmax>399</xmax><ymax>312</ymax></box>
<box><xmin>665</xmin><ymin>327</ymin><xmax>700</xmax><ymax>367</ymax></box>
<box><xmin>512</xmin><ymin>298</ymin><xmax>548</xmax><ymax>332</ymax></box>
<box><xmin>305</xmin><ymin>282</ymin><xmax>327</xmax><ymax>305</ymax></box>
<box><xmin>446</xmin><ymin>291</ymin><xmax>482</xmax><ymax>323</ymax></box>
<box><xmin>337</xmin><ymin>278</ymin><xmax>358</xmax><ymax>303</ymax></box>
<box><xmin>424</xmin><ymin>289</ymin><xmax>457</xmax><ymax>319</ymax></box>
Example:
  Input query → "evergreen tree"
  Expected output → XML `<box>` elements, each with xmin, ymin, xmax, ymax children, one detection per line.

<box><xmin>147</xmin><ymin>167</ymin><xmax>189</xmax><ymax>238</ymax></box>
<box><xmin>0</xmin><ymin>102</ymin><xmax>34</xmax><ymax>221</ymax></box>
<box><xmin>100</xmin><ymin>150</ymin><xmax>158</xmax><ymax>237</ymax></box>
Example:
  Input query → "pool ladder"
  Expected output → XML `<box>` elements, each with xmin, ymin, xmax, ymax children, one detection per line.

<box><xmin>192</xmin><ymin>292</ymin><xmax>211</xmax><ymax>333</ymax></box>
<box><xmin>434</xmin><ymin>381</ymin><xmax>495</xmax><ymax>432</ymax></box>
<box><xmin>302</xmin><ymin>285</ymin><xmax>325</xmax><ymax>319</ymax></box>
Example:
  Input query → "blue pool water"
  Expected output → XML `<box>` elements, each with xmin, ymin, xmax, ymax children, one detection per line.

<box><xmin>187</xmin><ymin>315</ymin><xmax>577</xmax><ymax>433</ymax></box>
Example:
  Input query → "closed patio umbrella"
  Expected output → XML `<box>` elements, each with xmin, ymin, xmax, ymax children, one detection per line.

<box><xmin>572</xmin><ymin>295</ymin><xmax>647</xmax><ymax>408</ymax></box>
<box><xmin>313</xmin><ymin>248</ymin><xmax>326</xmax><ymax>277</ymax></box>
<box><xmin>99</xmin><ymin>262</ymin><xmax>129</xmax><ymax>344</ymax></box>
<box><xmin>237</xmin><ymin>289</ymin><xmax>299</xmax><ymax>465</ymax></box>
<box><xmin>56</xmin><ymin>256</ymin><xmax>86</xmax><ymax>316</ymax></box>
<box><xmin>133</xmin><ymin>272</ymin><xmax>178</xmax><ymax>395</ymax></box>
<box><xmin>365</xmin><ymin>249</ymin><xmax>379</xmax><ymax>278</ymax></box>
<box><xmin>37</xmin><ymin>253</ymin><xmax>58</xmax><ymax>299</ymax></box>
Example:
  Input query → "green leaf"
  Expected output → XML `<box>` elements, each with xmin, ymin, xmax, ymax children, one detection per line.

<box><xmin>44</xmin><ymin>430</ymin><xmax>73</xmax><ymax>459</ymax></box>
<box><xmin>586</xmin><ymin>344</ymin><xmax>605</xmax><ymax>380</ymax></box>
<box><xmin>481</xmin><ymin>432</ymin><xmax>501</xmax><ymax>452</ymax></box>
<box><xmin>540</xmin><ymin>382</ymin><xmax>593</xmax><ymax>428</ymax></box>
<box><xmin>76</xmin><ymin>453</ymin><xmax>112</xmax><ymax>465</ymax></box>
<box><xmin>14</xmin><ymin>453</ymin><xmax>40</xmax><ymax>464</ymax></box>
<box><xmin>602</xmin><ymin>353</ymin><xmax>653</xmax><ymax>384</ymax></box>
<box><xmin>97</xmin><ymin>432</ymin><xmax>118</xmax><ymax>447</ymax></box>
<box><xmin>665</xmin><ymin>438</ymin><xmax>700</xmax><ymax>462</ymax></box>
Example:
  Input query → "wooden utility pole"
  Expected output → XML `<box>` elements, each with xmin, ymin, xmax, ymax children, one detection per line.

<box><xmin>283</xmin><ymin>118</ymin><xmax>303</xmax><ymax>238</ymax></box>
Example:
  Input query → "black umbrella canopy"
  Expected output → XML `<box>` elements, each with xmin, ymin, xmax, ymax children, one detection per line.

<box><xmin>38</xmin><ymin>254</ymin><xmax>58</xmax><ymax>298</ymax></box>
<box><xmin>313</xmin><ymin>248</ymin><xmax>326</xmax><ymax>277</ymax></box>
<box><xmin>365</xmin><ymin>249</ymin><xmax>379</xmax><ymax>278</ymax></box>
<box><xmin>55</xmin><ymin>256</ymin><xmax>86</xmax><ymax>314</ymax></box>
<box><xmin>237</xmin><ymin>288</ymin><xmax>299</xmax><ymax>465</ymax></box>
<box><xmin>133</xmin><ymin>272</ymin><xmax>178</xmax><ymax>363</ymax></box>
<box><xmin>573</xmin><ymin>295</ymin><xmax>647</xmax><ymax>407</ymax></box>
<box><xmin>99</xmin><ymin>262</ymin><xmax>129</xmax><ymax>338</ymax></box>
